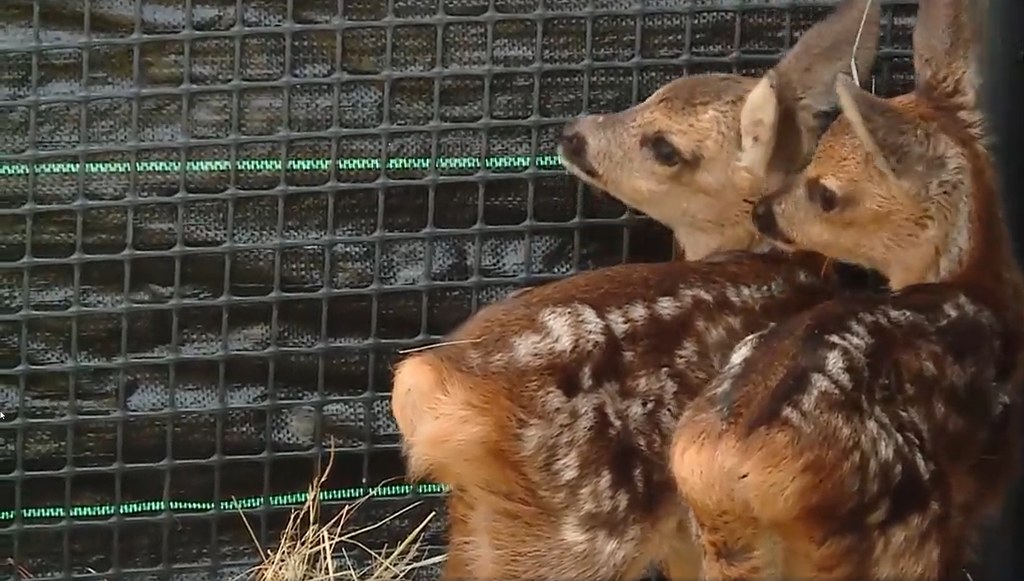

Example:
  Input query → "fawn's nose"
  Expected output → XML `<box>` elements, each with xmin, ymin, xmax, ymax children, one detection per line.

<box><xmin>558</xmin><ymin>124</ymin><xmax>599</xmax><ymax>178</ymax></box>
<box><xmin>752</xmin><ymin>198</ymin><xmax>790</xmax><ymax>242</ymax></box>
<box><xmin>560</xmin><ymin>131</ymin><xmax>587</xmax><ymax>160</ymax></box>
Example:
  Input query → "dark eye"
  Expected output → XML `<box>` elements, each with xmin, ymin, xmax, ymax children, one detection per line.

<box><xmin>812</xmin><ymin>107</ymin><xmax>841</xmax><ymax>139</ymax></box>
<box><xmin>643</xmin><ymin>133</ymin><xmax>685</xmax><ymax>167</ymax></box>
<box><xmin>807</xmin><ymin>180</ymin><xmax>839</xmax><ymax>213</ymax></box>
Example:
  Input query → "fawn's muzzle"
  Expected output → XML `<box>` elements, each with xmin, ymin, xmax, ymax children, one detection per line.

<box><xmin>752</xmin><ymin>198</ymin><xmax>793</xmax><ymax>244</ymax></box>
<box><xmin>558</xmin><ymin>124</ymin><xmax>599</xmax><ymax>179</ymax></box>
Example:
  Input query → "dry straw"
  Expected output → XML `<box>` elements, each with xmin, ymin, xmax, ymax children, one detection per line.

<box><xmin>236</xmin><ymin>449</ymin><xmax>443</xmax><ymax>581</ymax></box>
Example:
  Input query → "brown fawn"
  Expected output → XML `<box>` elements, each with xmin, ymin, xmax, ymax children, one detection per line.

<box><xmin>671</xmin><ymin>0</ymin><xmax>1024</xmax><ymax>579</ymax></box>
<box><xmin>391</xmin><ymin>0</ymin><xmax>883</xmax><ymax>578</ymax></box>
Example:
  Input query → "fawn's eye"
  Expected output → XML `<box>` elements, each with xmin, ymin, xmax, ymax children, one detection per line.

<box><xmin>807</xmin><ymin>180</ymin><xmax>839</xmax><ymax>213</ymax></box>
<box><xmin>812</xmin><ymin>107</ymin><xmax>841</xmax><ymax>139</ymax></box>
<box><xmin>642</xmin><ymin>133</ymin><xmax>687</xmax><ymax>167</ymax></box>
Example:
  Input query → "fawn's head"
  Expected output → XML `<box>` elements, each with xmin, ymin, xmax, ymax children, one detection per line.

<box><xmin>557</xmin><ymin>0</ymin><xmax>881</xmax><ymax>260</ymax></box>
<box><xmin>751</xmin><ymin>0</ymin><xmax>994</xmax><ymax>290</ymax></box>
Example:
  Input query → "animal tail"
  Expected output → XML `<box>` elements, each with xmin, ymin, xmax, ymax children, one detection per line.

<box><xmin>390</xmin><ymin>352</ymin><xmax>519</xmax><ymax>493</ymax></box>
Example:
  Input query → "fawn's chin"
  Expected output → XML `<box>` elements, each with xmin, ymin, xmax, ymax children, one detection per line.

<box><xmin>762</xmin><ymin>234</ymin><xmax>799</xmax><ymax>252</ymax></box>
<box><xmin>558</xmin><ymin>157</ymin><xmax>638</xmax><ymax>209</ymax></box>
<box><xmin>567</xmin><ymin>167</ymin><xmax>604</xmax><ymax>191</ymax></box>
<box><xmin>558</xmin><ymin>153</ymin><xmax>600</xmax><ymax>182</ymax></box>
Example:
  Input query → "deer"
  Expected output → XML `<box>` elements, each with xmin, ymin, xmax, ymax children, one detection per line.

<box><xmin>389</xmin><ymin>0</ymin><xmax>884</xmax><ymax>579</ymax></box>
<box><xmin>670</xmin><ymin>0</ymin><xmax>1024</xmax><ymax>579</ymax></box>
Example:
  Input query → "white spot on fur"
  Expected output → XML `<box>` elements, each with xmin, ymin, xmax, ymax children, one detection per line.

<box><xmin>539</xmin><ymin>306</ymin><xmax>580</xmax><ymax>356</ymax></box>
<box><xmin>673</xmin><ymin>291</ymin><xmax>696</xmax><ymax>311</ymax></box>
<box><xmin>624</xmin><ymin>301</ymin><xmax>649</xmax><ymax>327</ymax></box>
<box><xmin>510</xmin><ymin>304</ymin><xmax>607</xmax><ymax>365</ymax></box>
<box><xmin>555</xmin><ymin>448</ymin><xmax>582</xmax><ymax>482</ymax></box>
<box><xmin>606</xmin><ymin>308</ymin><xmax>629</xmax><ymax>338</ymax></box>
<box><xmin>560</xmin><ymin>519</ymin><xmax>592</xmax><ymax>548</ymax></box>
<box><xmin>573</xmin><ymin>303</ymin><xmax>608</xmax><ymax>348</ymax></box>
<box><xmin>849</xmin><ymin>319</ymin><xmax>872</xmax><ymax>344</ymax></box>
<box><xmin>632</xmin><ymin>463</ymin><xmax>647</xmax><ymax>496</ymax></box>
<box><xmin>781</xmin><ymin>406</ymin><xmax>813</xmax><ymax>432</ymax></box>
<box><xmin>726</xmin><ymin>330</ymin><xmax>766</xmax><ymax>368</ymax></box>
<box><xmin>879</xmin><ymin>306</ymin><xmax>915</xmax><ymax>325</ymax></box>
<box><xmin>725</xmin><ymin>283</ymin><xmax>765</xmax><ymax>304</ymax></box>
<box><xmin>707</xmin><ymin>329</ymin><xmax>769</xmax><ymax>400</ymax></box>
<box><xmin>812</xmin><ymin>371</ymin><xmax>839</xmax><ymax>395</ymax></box>
<box><xmin>725</xmin><ymin>286</ymin><xmax>743</xmax><ymax>304</ymax></box>
<box><xmin>792</xmin><ymin>372</ymin><xmax>840</xmax><ymax>424</ymax></box>
<box><xmin>939</xmin><ymin>293</ymin><xmax>979</xmax><ymax>324</ymax></box>
<box><xmin>654</xmin><ymin>295</ymin><xmax>682</xmax><ymax>318</ymax></box>
<box><xmin>826</xmin><ymin>324</ymin><xmax>872</xmax><ymax>364</ymax></box>
<box><xmin>604</xmin><ymin>300</ymin><xmax>652</xmax><ymax>338</ymax></box>
<box><xmin>678</xmin><ymin>287</ymin><xmax>715</xmax><ymax>304</ymax></box>
<box><xmin>921</xmin><ymin>359</ymin><xmax>937</xmax><ymax>376</ymax></box>
<box><xmin>675</xmin><ymin>340</ymin><xmax>699</xmax><ymax>365</ymax></box>
<box><xmin>823</xmin><ymin>348</ymin><xmax>853</xmax><ymax>388</ymax></box>
<box><xmin>580</xmin><ymin>365</ymin><xmax>595</xmax><ymax>391</ymax></box>
<box><xmin>511</xmin><ymin>330</ymin><xmax>547</xmax><ymax>364</ymax></box>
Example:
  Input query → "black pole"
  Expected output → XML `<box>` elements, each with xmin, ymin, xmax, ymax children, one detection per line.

<box><xmin>985</xmin><ymin>2</ymin><xmax>1024</xmax><ymax>260</ymax></box>
<box><xmin>977</xmin><ymin>0</ymin><xmax>1024</xmax><ymax>580</ymax></box>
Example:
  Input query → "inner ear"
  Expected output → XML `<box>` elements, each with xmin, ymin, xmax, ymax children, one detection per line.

<box><xmin>738</xmin><ymin>72</ymin><xmax>780</xmax><ymax>177</ymax></box>
<box><xmin>835</xmin><ymin>73</ymin><xmax>898</xmax><ymax>179</ymax></box>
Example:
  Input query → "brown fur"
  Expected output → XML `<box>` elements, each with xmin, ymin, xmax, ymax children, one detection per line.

<box><xmin>558</xmin><ymin>0</ymin><xmax>881</xmax><ymax>261</ymax></box>
<box><xmin>394</xmin><ymin>252</ymin><xmax>879</xmax><ymax>580</ymax></box>
<box><xmin>391</xmin><ymin>2</ymin><xmax>887</xmax><ymax>579</ymax></box>
<box><xmin>671</xmin><ymin>1</ymin><xmax>1024</xmax><ymax>579</ymax></box>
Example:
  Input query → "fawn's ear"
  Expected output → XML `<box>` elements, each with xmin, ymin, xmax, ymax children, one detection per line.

<box><xmin>835</xmin><ymin>73</ymin><xmax>943</xmax><ymax>184</ymax></box>
<box><xmin>739</xmin><ymin>0</ymin><xmax>882</xmax><ymax>177</ymax></box>
<box><xmin>738</xmin><ymin>71</ymin><xmax>781</xmax><ymax>176</ymax></box>
<box><xmin>913</xmin><ymin>0</ymin><xmax>986</xmax><ymax>112</ymax></box>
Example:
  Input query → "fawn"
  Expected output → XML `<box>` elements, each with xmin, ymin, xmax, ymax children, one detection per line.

<box><xmin>391</xmin><ymin>0</ymin><xmax>883</xmax><ymax>579</ymax></box>
<box><xmin>557</xmin><ymin>0</ymin><xmax>879</xmax><ymax>261</ymax></box>
<box><xmin>670</xmin><ymin>0</ymin><xmax>1024</xmax><ymax>579</ymax></box>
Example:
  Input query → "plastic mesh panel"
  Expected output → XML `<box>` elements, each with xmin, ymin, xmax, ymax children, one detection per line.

<box><xmin>0</xmin><ymin>0</ymin><xmax>917</xmax><ymax>578</ymax></box>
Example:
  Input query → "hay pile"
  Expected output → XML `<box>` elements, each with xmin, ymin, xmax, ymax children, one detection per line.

<box><xmin>240</xmin><ymin>452</ymin><xmax>442</xmax><ymax>581</ymax></box>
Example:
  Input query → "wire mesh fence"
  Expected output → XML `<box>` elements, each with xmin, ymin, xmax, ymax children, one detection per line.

<box><xmin>0</xmin><ymin>0</ymin><xmax>919</xmax><ymax>578</ymax></box>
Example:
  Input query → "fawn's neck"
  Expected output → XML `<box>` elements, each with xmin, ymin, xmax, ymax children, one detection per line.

<box><xmin>886</xmin><ymin>92</ymin><xmax>1023</xmax><ymax>312</ymax></box>
<box><xmin>673</xmin><ymin>226</ymin><xmax>768</xmax><ymax>262</ymax></box>
<box><xmin>890</xmin><ymin>136</ymin><xmax>1024</xmax><ymax>319</ymax></box>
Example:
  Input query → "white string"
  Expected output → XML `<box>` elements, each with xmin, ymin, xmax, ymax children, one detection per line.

<box><xmin>849</xmin><ymin>0</ymin><xmax>876</xmax><ymax>86</ymax></box>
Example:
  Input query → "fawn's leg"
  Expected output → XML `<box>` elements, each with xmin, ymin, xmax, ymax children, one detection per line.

<box><xmin>440</xmin><ymin>491</ymin><xmax>479</xmax><ymax>581</ymax></box>
<box><xmin>441</xmin><ymin>489</ymin><xmax>577</xmax><ymax>580</ymax></box>
<box><xmin>445</xmin><ymin>485</ymin><xmax>672</xmax><ymax>581</ymax></box>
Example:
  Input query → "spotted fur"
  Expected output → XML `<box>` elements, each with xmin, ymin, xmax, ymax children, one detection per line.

<box><xmin>674</xmin><ymin>282</ymin><xmax>1023</xmax><ymax>581</ymax></box>
<box><xmin>391</xmin><ymin>1</ymin><xmax>885</xmax><ymax>578</ymax></box>
<box><xmin>670</xmin><ymin>1</ymin><xmax>1024</xmax><ymax>579</ymax></box>
<box><xmin>393</xmin><ymin>251</ymin><xmax>881</xmax><ymax>580</ymax></box>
